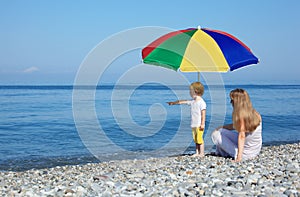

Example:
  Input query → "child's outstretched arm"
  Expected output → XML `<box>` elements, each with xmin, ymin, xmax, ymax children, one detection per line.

<box><xmin>167</xmin><ymin>100</ymin><xmax>188</xmax><ymax>105</ymax></box>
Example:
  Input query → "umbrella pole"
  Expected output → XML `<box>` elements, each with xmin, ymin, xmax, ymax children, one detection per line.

<box><xmin>197</xmin><ymin>72</ymin><xmax>200</xmax><ymax>82</ymax></box>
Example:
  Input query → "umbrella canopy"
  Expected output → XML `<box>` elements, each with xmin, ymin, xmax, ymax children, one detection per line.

<box><xmin>142</xmin><ymin>27</ymin><xmax>259</xmax><ymax>73</ymax></box>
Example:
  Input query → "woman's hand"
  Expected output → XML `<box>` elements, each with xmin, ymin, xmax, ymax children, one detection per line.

<box><xmin>233</xmin><ymin>157</ymin><xmax>242</xmax><ymax>162</ymax></box>
<box><xmin>215</xmin><ymin>124</ymin><xmax>234</xmax><ymax>131</ymax></box>
<box><xmin>215</xmin><ymin>126</ymin><xmax>223</xmax><ymax>131</ymax></box>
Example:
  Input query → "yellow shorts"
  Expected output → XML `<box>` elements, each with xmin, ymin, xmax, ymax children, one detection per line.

<box><xmin>192</xmin><ymin>127</ymin><xmax>204</xmax><ymax>144</ymax></box>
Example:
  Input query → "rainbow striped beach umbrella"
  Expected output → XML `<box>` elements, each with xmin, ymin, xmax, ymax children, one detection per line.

<box><xmin>142</xmin><ymin>27</ymin><xmax>259</xmax><ymax>80</ymax></box>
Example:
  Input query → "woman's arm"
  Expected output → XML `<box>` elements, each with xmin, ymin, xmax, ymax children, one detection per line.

<box><xmin>235</xmin><ymin>119</ymin><xmax>246</xmax><ymax>162</ymax></box>
<box><xmin>167</xmin><ymin>100</ymin><xmax>188</xmax><ymax>105</ymax></box>
<box><xmin>235</xmin><ymin>131</ymin><xmax>245</xmax><ymax>162</ymax></box>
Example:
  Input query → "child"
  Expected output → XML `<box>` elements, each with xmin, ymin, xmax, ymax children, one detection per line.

<box><xmin>167</xmin><ymin>82</ymin><xmax>206</xmax><ymax>157</ymax></box>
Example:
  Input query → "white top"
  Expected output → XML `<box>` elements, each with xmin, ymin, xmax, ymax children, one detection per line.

<box><xmin>243</xmin><ymin>122</ymin><xmax>262</xmax><ymax>160</ymax></box>
<box><xmin>186</xmin><ymin>96</ymin><xmax>206</xmax><ymax>128</ymax></box>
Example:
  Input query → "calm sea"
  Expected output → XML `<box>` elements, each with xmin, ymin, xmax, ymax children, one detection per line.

<box><xmin>0</xmin><ymin>84</ymin><xmax>299</xmax><ymax>171</ymax></box>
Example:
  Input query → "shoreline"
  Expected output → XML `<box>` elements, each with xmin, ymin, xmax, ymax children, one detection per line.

<box><xmin>1</xmin><ymin>140</ymin><xmax>299</xmax><ymax>172</ymax></box>
<box><xmin>1</xmin><ymin>142</ymin><xmax>299</xmax><ymax>196</ymax></box>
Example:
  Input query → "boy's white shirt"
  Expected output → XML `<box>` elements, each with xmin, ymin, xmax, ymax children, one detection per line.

<box><xmin>186</xmin><ymin>96</ymin><xmax>206</xmax><ymax>128</ymax></box>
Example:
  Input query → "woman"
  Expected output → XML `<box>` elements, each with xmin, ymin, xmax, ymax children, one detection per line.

<box><xmin>211</xmin><ymin>89</ymin><xmax>262</xmax><ymax>162</ymax></box>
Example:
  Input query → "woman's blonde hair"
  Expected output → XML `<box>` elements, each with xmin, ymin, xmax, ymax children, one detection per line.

<box><xmin>230</xmin><ymin>89</ymin><xmax>260</xmax><ymax>132</ymax></box>
<box><xmin>190</xmin><ymin>82</ymin><xmax>204</xmax><ymax>96</ymax></box>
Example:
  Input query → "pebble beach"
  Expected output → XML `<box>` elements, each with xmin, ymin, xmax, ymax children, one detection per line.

<box><xmin>1</xmin><ymin>142</ymin><xmax>299</xmax><ymax>197</ymax></box>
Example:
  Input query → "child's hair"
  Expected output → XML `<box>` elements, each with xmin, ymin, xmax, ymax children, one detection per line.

<box><xmin>190</xmin><ymin>82</ymin><xmax>204</xmax><ymax>96</ymax></box>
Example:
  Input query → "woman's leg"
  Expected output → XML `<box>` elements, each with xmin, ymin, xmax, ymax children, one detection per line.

<box><xmin>211</xmin><ymin>128</ymin><xmax>238</xmax><ymax>158</ymax></box>
<box><xmin>212</xmin><ymin>133</ymin><xmax>229</xmax><ymax>157</ymax></box>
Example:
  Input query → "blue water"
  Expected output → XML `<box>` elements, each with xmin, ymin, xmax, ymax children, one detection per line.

<box><xmin>0</xmin><ymin>85</ymin><xmax>300</xmax><ymax>171</ymax></box>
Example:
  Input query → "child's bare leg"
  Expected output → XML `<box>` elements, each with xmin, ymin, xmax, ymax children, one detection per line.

<box><xmin>199</xmin><ymin>143</ymin><xmax>205</xmax><ymax>157</ymax></box>
<box><xmin>192</xmin><ymin>144</ymin><xmax>201</xmax><ymax>157</ymax></box>
<box><xmin>192</xmin><ymin>143</ymin><xmax>204</xmax><ymax>157</ymax></box>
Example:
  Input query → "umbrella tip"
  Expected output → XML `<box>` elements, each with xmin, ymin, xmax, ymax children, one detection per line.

<box><xmin>197</xmin><ymin>25</ymin><xmax>201</xmax><ymax>30</ymax></box>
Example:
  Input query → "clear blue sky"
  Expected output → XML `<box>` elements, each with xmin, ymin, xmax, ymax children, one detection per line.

<box><xmin>1</xmin><ymin>0</ymin><xmax>300</xmax><ymax>85</ymax></box>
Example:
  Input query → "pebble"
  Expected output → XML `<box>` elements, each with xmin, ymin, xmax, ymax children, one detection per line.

<box><xmin>0</xmin><ymin>142</ymin><xmax>299</xmax><ymax>196</ymax></box>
